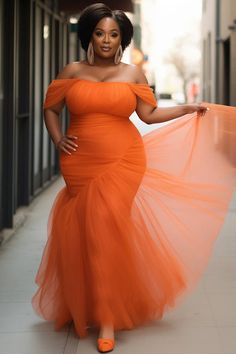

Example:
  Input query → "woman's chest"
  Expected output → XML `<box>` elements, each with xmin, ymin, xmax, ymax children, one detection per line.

<box><xmin>65</xmin><ymin>81</ymin><xmax>137</xmax><ymax>116</ymax></box>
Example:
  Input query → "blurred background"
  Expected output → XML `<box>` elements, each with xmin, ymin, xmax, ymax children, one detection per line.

<box><xmin>0</xmin><ymin>0</ymin><xmax>235</xmax><ymax>233</ymax></box>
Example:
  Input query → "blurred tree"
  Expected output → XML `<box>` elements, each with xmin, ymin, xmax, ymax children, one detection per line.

<box><xmin>165</xmin><ymin>33</ymin><xmax>201</xmax><ymax>103</ymax></box>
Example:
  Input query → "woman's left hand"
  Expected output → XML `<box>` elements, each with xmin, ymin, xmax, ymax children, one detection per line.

<box><xmin>185</xmin><ymin>103</ymin><xmax>210</xmax><ymax>117</ymax></box>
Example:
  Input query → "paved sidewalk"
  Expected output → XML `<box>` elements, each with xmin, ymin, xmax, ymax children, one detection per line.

<box><xmin>0</xmin><ymin>174</ymin><xmax>236</xmax><ymax>354</ymax></box>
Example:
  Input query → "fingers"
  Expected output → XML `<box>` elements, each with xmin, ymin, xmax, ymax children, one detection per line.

<box><xmin>61</xmin><ymin>146</ymin><xmax>72</xmax><ymax>155</ymax></box>
<box><xmin>57</xmin><ymin>135</ymin><xmax>79</xmax><ymax>155</ymax></box>
<box><xmin>200</xmin><ymin>104</ymin><xmax>210</xmax><ymax>111</ymax></box>
<box><xmin>58</xmin><ymin>141</ymin><xmax>73</xmax><ymax>155</ymax></box>
<box><xmin>196</xmin><ymin>104</ymin><xmax>210</xmax><ymax>117</ymax></box>
<box><xmin>66</xmin><ymin>135</ymin><xmax>78</xmax><ymax>140</ymax></box>
<box><xmin>65</xmin><ymin>135</ymin><xmax>78</xmax><ymax>147</ymax></box>
<box><xmin>198</xmin><ymin>109</ymin><xmax>206</xmax><ymax>117</ymax></box>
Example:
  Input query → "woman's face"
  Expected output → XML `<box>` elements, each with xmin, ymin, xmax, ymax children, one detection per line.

<box><xmin>91</xmin><ymin>17</ymin><xmax>121</xmax><ymax>59</ymax></box>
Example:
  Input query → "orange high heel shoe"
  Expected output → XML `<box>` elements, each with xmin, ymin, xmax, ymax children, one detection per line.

<box><xmin>97</xmin><ymin>338</ymin><xmax>115</xmax><ymax>353</ymax></box>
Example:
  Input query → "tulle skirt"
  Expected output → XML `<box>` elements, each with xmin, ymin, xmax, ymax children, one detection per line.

<box><xmin>32</xmin><ymin>103</ymin><xmax>236</xmax><ymax>338</ymax></box>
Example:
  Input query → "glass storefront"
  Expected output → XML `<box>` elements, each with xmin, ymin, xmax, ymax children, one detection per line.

<box><xmin>0</xmin><ymin>0</ymin><xmax>79</xmax><ymax>230</ymax></box>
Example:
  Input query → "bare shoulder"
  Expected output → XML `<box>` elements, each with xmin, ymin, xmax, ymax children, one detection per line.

<box><xmin>122</xmin><ymin>63</ymin><xmax>149</xmax><ymax>84</ymax></box>
<box><xmin>55</xmin><ymin>61</ymin><xmax>84</xmax><ymax>79</ymax></box>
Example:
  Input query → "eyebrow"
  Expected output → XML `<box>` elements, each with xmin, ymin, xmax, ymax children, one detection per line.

<box><xmin>95</xmin><ymin>28</ymin><xmax>119</xmax><ymax>31</ymax></box>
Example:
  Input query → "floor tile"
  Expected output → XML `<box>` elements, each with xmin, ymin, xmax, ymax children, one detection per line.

<box><xmin>206</xmin><ymin>292</ymin><xmax>236</xmax><ymax>326</ymax></box>
<box><xmin>0</xmin><ymin>331</ymin><xmax>68</xmax><ymax>354</ymax></box>
<box><xmin>217</xmin><ymin>326</ymin><xmax>236</xmax><ymax>354</ymax></box>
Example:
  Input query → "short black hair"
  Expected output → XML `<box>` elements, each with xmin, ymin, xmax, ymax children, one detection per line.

<box><xmin>77</xmin><ymin>3</ymin><xmax>133</xmax><ymax>52</ymax></box>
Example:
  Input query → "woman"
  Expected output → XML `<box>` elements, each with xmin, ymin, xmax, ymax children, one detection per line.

<box><xmin>31</xmin><ymin>3</ymin><xmax>236</xmax><ymax>353</ymax></box>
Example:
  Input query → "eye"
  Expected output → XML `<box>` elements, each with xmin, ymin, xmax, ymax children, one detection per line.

<box><xmin>111</xmin><ymin>32</ymin><xmax>118</xmax><ymax>38</ymax></box>
<box><xmin>95</xmin><ymin>31</ymin><xmax>103</xmax><ymax>37</ymax></box>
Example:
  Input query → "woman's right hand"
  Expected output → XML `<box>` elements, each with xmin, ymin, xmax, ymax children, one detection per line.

<box><xmin>56</xmin><ymin>135</ymin><xmax>78</xmax><ymax>155</ymax></box>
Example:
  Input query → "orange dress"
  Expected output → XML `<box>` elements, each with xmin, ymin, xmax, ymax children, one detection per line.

<box><xmin>31</xmin><ymin>78</ymin><xmax>236</xmax><ymax>338</ymax></box>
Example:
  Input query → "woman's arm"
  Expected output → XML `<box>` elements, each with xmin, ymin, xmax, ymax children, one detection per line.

<box><xmin>136</xmin><ymin>100</ymin><xmax>208</xmax><ymax>124</ymax></box>
<box><xmin>43</xmin><ymin>63</ymin><xmax>79</xmax><ymax>155</ymax></box>
<box><xmin>43</xmin><ymin>101</ymin><xmax>65</xmax><ymax>145</ymax></box>
<box><xmin>133</xmin><ymin>66</ymin><xmax>208</xmax><ymax>124</ymax></box>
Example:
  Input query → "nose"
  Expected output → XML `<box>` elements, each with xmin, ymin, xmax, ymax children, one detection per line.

<box><xmin>103</xmin><ymin>33</ymin><xmax>110</xmax><ymax>43</ymax></box>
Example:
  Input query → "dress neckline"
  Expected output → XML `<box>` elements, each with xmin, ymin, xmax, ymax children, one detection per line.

<box><xmin>53</xmin><ymin>78</ymin><xmax>150</xmax><ymax>86</ymax></box>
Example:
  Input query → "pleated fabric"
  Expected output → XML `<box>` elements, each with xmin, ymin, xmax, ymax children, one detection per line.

<box><xmin>31</xmin><ymin>78</ymin><xmax>236</xmax><ymax>338</ymax></box>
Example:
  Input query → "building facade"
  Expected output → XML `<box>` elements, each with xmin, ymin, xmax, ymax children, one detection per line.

<box><xmin>0</xmin><ymin>0</ymin><xmax>134</xmax><ymax>235</ymax></box>
<box><xmin>201</xmin><ymin>0</ymin><xmax>236</xmax><ymax>169</ymax></box>
<box><xmin>201</xmin><ymin>0</ymin><xmax>236</xmax><ymax>105</ymax></box>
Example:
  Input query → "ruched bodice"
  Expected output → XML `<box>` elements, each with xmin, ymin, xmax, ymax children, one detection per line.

<box><xmin>32</xmin><ymin>78</ymin><xmax>236</xmax><ymax>339</ymax></box>
<box><xmin>65</xmin><ymin>80</ymin><xmax>137</xmax><ymax>117</ymax></box>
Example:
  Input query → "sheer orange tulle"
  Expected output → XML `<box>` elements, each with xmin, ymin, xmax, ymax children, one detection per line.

<box><xmin>31</xmin><ymin>78</ymin><xmax>236</xmax><ymax>338</ymax></box>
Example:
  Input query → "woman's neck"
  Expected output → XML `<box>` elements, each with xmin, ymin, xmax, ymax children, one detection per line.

<box><xmin>93</xmin><ymin>55</ymin><xmax>117</xmax><ymax>67</ymax></box>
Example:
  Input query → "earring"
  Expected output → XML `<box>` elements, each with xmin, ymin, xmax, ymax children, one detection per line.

<box><xmin>114</xmin><ymin>45</ymin><xmax>123</xmax><ymax>65</ymax></box>
<box><xmin>87</xmin><ymin>42</ymin><xmax>94</xmax><ymax>65</ymax></box>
